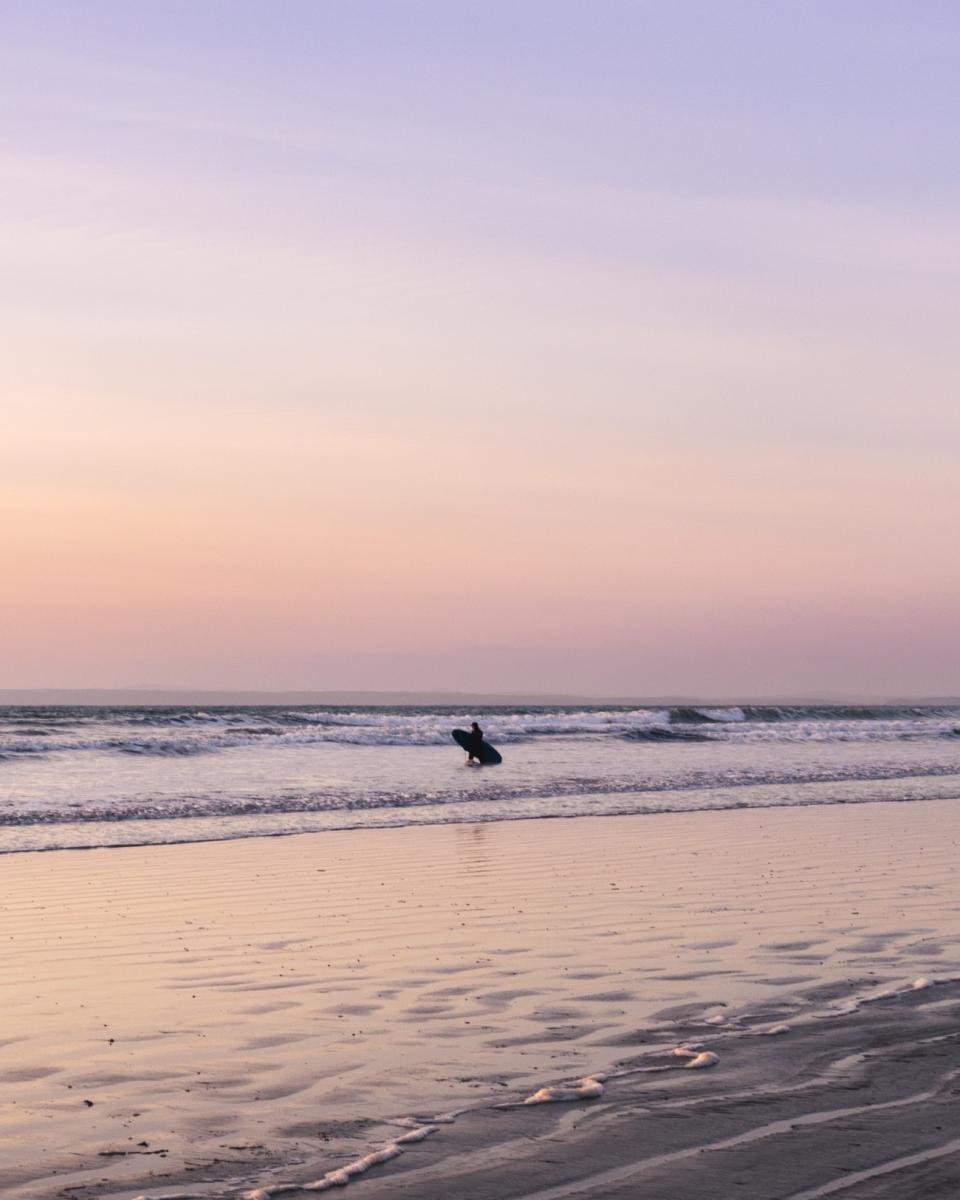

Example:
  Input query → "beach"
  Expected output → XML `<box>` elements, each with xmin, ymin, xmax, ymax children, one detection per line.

<box><xmin>8</xmin><ymin>3</ymin><xmax>958</xmax><ymax>1193</ymax></box>
<box><xmin>7</xmin><ymin>2</ymin><xmax>957</xmax><ymax>1191</ymax></box>
<box><xmin>4</xmin><ymin>796</ymin><xmax>960</xmax><ymax>1199</ymax></box>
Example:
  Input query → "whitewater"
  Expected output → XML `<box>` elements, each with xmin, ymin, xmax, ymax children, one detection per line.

<box><xmin>2</xmin><ymin>704</ymin><xmax>960</xmax><ymax>853</ymax></box>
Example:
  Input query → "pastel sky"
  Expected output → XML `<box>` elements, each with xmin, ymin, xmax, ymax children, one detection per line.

<box><xmin>2</xmin><ymin>1</ymin><xmax>958</xmax><ymax>697</ymax></box>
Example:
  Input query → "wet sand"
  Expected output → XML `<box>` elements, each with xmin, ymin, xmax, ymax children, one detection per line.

<box><xmin>3</xmin><ymin>798</ymin><xmax>960</xmax><ymax>1199</ymax></box>
<box><xmin>359</xmin><ymin>977</ymin><xmax>960</xmax><ymax>1200</ymax></box>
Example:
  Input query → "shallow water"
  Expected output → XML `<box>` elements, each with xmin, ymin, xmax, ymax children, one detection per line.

<box><xmin>2</xmin><ymin>704</ymin><xmax>960</xmax><ymax>852</ymax></box>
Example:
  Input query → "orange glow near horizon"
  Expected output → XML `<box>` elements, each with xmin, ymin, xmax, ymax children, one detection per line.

<box><xmin>4</xmin><ymin>388</ymin><xmax>957</xmax><ymax>694</ymax></box>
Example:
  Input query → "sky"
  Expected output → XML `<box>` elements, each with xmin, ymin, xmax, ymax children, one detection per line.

<box><xmin>2</xmin><ymin>1</ymin><xmax>958</xmax><ymax>698</ymax></box>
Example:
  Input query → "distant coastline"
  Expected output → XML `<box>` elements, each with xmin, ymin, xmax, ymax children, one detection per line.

<box><xmin>1</xmin><ymin>689</ymin><xmax>957</xmax><ymax>707</ymax></box>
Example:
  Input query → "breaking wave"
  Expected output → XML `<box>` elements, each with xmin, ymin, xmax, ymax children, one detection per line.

<box><xmin>1</xmin><ymin>702</ymin><xmax>959</xmax><ymax>761</ymax></box>
<box><xmin>621</xmin><ymin>727</ymin><xmax>712</xmax><ymax>742</ymax></box>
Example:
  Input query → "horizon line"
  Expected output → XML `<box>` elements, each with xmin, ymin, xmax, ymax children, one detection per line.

<box><xmin>1</xmin><ymin>688</ymin><xmax>958</xmax><ymax>707</ymax></box>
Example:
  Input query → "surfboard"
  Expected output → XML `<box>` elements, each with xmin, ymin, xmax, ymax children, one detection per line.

<box><xmin>451</xmin><ymin>728</ymin><xmax>502</xmax><ymax>765</ymax></box>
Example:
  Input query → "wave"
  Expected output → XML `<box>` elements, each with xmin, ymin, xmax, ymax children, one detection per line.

<box><xmin>737</xmin><ymin>704</ymin><xmax>960</xmax><ymax>723</ymax></box>
<box><xmin>2</xmin><ymin>703</ymin><xmax>960</xmax><ymax>760</ymax></box>
<box><xmin>669</xmin><ymin>706</ymin><xmax>745</xmax><ymax>724</ymax></box>
<box><xmin>5</xmin><ymin>759</ymin><xmax>960</xmax><ymax>829</ymax></box>
<box><xmin>0</xmin><ymin>736</ymin><xmax>217</xmax><ymax>758</ymax></box>
<box><xmin>621</xmin><ymin>727</ymin><xmax>712</xmax><ymax>742</ymax></box>
<box><xmin>0</xmin><ymin>708</ymin><xmax>671</xmax><ymax>757</ymax></box>
<box><xmin>6</xmin><ymin>778</ymin><xmax>960</xmax><ymax>855</ymax></box>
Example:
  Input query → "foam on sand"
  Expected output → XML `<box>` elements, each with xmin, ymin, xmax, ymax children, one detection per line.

<box><xmin>523</xmin><ymin>1075</ymin><xmax>607</xmax><ymax>1104</ymax></box>
<box><xmin>829</xmin><ymin>975</ymin><xmax>937</xmax><ymax>1015</ymax></box>
<box><xmin>244</xmin><ymin>1136</ymin><xmax>424</xmax><ymax>1198</ymax></box>
<box><xmin>681</xmin><ymin>1049</ymin><xmax>720</xmax><ymax>1069</ymax></box>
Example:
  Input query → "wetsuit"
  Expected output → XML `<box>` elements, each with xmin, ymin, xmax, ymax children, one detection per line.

<box><xmin>467</xmin><ymin>725</ymin><xmax>484</xmax><ymax>759</ymax></box>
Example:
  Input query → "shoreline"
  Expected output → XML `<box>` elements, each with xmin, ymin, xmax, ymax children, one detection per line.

<box><xmin>4</xmin><ymin>799</ymin><xmax>960</xmax><ymax>1199</ymax></box>
<box><xmin>5</xmin><ymin>782</ymin><xmax>960</xmax><ymax>857</ymax></box>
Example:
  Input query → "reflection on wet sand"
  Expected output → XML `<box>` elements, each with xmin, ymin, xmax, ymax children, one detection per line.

<box><xmin>2</xmin><ymin>798</ymin><xmax>959</xmax><ymax>1198</ymax></box>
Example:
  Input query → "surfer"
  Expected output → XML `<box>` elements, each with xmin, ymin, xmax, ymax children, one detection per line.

<box><xmin>466</xmin><ymin>721</ymin><xmax>484</xmax><ymax>763</ymax></box>
<box><xmin>450</xmin><ymin>723</ymin><xmax>501</xmax><ymax>765</ymax></box>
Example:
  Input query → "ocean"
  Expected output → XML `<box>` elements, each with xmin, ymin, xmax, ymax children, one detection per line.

<box><xmin>3</xmin><ymin>703</ymin><xmax>960</xmax><ymax>854</ymax></box>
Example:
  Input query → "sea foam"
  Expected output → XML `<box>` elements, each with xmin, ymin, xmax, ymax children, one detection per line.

<box><xmin>523</xmin><ymin>1075</ymin><xmax>606</xmax><ymax>1104</ymax></box>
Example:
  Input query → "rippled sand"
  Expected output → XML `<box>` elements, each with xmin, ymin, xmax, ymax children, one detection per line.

<box><xmin>3</xmin><ymin>799</ymin><xmax>960</xmax><ymax>1198</ymax></box>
